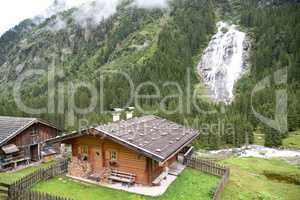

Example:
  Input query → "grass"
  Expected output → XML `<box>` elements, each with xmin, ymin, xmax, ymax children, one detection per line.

<box><xmin>283</xmin><ymin>130</ymin><xmax>300</xmax><ymax>150</ymax></box>
<box><xmin>254</xmin><ymin>129</ymin><xmax>300</xmax><ymax>150</ymax></box>
<box><xmin>253</xmin><ymin>133</ymin><xmax>265</xmax><ymax>146</ymax></box>
<box><xmin>0</xmin><ymin>161</ymin><xmax>53</xmax><ymax>184</ymax></box>
<box><xmin>32</xmin><ymin>168</ymin><xmax>219</xmax><ymax>200</ymax></box>
<box><xmin>220</xmin><ymin>157</ymin><xmax>300</xmax><ymax>200</ymax></box>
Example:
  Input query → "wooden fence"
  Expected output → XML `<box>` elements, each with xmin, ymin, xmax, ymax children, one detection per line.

<box><xmin>213</xmin><ymin>168</ymin><xmax>230</xmax><ymax>200</ymax></box>
<box><xmin>0</xmin><ymin>182</ymin><xmax>9</xmax><ymax>200</ymax></box>
<box><xmin>185</xmin><ymin>157</ymin><xmax>230</xmax><ymax>200</ymax></box>
<box><xmin>7</xmin><ymin>159</ymin><xmax>70</xmax><ymax>200</ymax></box>
<box><xmin>2</xmin><ymin>156</ymin><xmax>229</xmax><ymax>200</ymax></box>
<box><xmin>12</xmin><ymin>191</ymin><xmax>70</xmax><ymax>200</ymax></box>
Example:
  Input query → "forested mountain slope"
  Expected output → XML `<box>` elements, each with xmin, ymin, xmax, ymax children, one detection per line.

<box><xmin>0</xmin><ymin>0</ymin><xmax>215</xmax><ymax>128</ymax></box>
<box><xmin>228</xmin><ymin>0</ymin><xmax>300</xmax><ymax>147</ymax></box>
<box><xmin>0</xmin><ymin>0</ymin><xmax>299</xmax><ymax>149</ymax></box>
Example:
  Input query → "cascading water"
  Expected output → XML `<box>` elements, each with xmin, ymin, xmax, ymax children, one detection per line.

<box><xmin>198</xmin><ymin>21</ymin><xmax>248</xmax><ymax>103</ymax></box>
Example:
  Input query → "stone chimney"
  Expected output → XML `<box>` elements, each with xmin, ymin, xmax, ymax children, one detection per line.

<box><xmin>126</xmin><ymin>107</ymin><xmax>135</xmax><ymax>120</ymax></box>
<box><xmin>112</xmin><ymin>108</ymin><xmax>123</xmax><ymax>122</ymax></box>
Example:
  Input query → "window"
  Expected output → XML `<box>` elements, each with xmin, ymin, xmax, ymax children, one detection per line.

<box><xmin>78</xmin><ymin>145</ymin><xmax>88</xmax><ymax>161</ymax></box>
<box><xmin>78</xmin><ymin>145</ymin><xmax>88</xmax><ymax>154</ymax></box>
<box><xmin>110</xmin><ymin>151</ymin><xmax>117</xmax><ymax>161</ymax></box>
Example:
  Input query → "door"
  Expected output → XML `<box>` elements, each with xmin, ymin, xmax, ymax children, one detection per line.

<box><xmin>90</xmin><ymin>145</ymin><xmax>103</xmax><ymax>174</ymax></box>
<box><xmin>30</xmin><ymin>144</ymin><xmax>39</xmax><ymax>161</ymax></box>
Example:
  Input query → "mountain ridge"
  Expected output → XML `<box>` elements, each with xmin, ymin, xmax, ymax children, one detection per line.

<box><xmin>0</xmin><ymin>0</ymin><xmax>299</xmax><ymax>149</ymax></box>
<box><xmin>0</xmin><ymin>0</ymin><xmax>215</xmax><ymax>129</ymax></box>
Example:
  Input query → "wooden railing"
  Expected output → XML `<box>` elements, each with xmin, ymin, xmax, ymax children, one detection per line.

<box><xmin>185</xmin><ymin>157</ymin><xmax>230</xmax><ymax>200</ymax></box>
<box><xmin>8</xmin><ymin>159</ymin><xmax>69</xmax><ymax>200</ymax></box>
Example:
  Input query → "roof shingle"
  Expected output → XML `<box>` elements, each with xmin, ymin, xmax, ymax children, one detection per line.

<box><xmin>0</xmin><ymin>116</ymin><xmax>36</xmax><ymax>146</ymax></box>
<box><xmin>94</xmin><ymin>115</ymin><xmax>199</xmax><ymax>161</ymax></box>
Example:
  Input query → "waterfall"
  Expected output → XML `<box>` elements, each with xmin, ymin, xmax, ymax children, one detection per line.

<box><xmin>198</xmin><ymin>21</ymin><xmax>247</xmax><ymax>103</ymax></box>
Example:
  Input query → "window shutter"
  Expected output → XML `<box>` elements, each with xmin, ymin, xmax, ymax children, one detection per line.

<box><xmin>105</xmin><ymin>151</ymin><xmax>110</xmax><ymax>159</ymax></box>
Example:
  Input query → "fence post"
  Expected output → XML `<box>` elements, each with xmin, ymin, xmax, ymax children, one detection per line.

<box><xmin>6</xmin><ymin>159</ymin><xmax>69</xmax><ymax>200</ymax></box>
<box><xmin>185</xmin><ymin>157</ymin><xmax>230</xmax><ymax>200</ymax></box>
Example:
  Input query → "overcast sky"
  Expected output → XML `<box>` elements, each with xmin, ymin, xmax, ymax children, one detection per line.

<box><xmin>0</xmin><ymin>0</ymin><xmax>93</xmax><ymax>35</ymax></box>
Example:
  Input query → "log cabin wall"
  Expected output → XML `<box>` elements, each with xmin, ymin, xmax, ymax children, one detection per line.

<box><xmin>67</xmin><ymin>135</ymin><xmax>150</xmax><ymax>185</ymax></box>
<box><xmin>0</xmin><ymin>122</ymin><xmax>60</xmax><ymax>166</ymax></box>
<box><xmin>8</xmin><ymin>123</ymin><xmax>59</xmax><ymax>147</ymax></box>
<box><xmin>103</xmin><ymin>139</ymin><xmax>149</xmax><ymax>185</ymax></box>
<box><xmin>66</xmin><ymin>134</ymin><xmax>178</xmax><ymax>185</ymax></box>
<box><xmin>7</xmin><ymin>123</ymin><xmax>60</xmax><ymax>161</ymax></box>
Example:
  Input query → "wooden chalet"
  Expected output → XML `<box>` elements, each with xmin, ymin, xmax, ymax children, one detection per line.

<box><xmin>0</xmin><ymin>116</ymin><xmax>61</xmax><ymax>170</ymax></box>
<box><xmin>48</xmin><ymin>115</ymin><xmax>198</xmax><ymax>186</ymax></box>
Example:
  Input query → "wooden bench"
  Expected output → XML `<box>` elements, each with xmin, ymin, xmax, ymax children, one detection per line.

<box><xmin>108</xmin><ymin>170</ymin><xmax>136</xmax><ymax>185</ymax></box>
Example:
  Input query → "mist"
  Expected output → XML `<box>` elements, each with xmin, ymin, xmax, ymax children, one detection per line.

<box><xmin>42</xmin><ymin>0</ymin><xmax>170</xmax><ymax>32</ymax></box>
<box><xmin>132</xmin><ymin>0</ymin><xmax>169</xmax><ymax>9</ymax></box>
<box><xmin>0</xmin><ymin>0</ymin><xmax>170</xmax><ymax>36</ymax></box>
<box><xmin>72</xmin><ymin>0</ymin><xmax>119</xmax><ymax>29</ymax></box>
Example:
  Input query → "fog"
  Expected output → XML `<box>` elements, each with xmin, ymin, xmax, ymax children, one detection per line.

<box><xmin>45</xmin><ymin>0</ymin><xmax>170</xmax><ymax>31</ymax></box>
<box><xmin>0</xmin><ymin>0</ymin><xmax>171</xmax><ymax>35</ymax></box>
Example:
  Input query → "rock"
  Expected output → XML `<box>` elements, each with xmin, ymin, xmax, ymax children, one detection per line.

<box><xmin>15</xmin><ymin>63</ymin><xmax>25</xmax><ymax>75</ymax></box>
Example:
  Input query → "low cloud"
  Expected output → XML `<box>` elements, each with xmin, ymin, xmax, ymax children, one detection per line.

<box><xmin>42</xmin><ymin>0</ymin><xmax>68</xmax><ymax>19</ymax></box>
<box><xmin>132</xmin><ymin>0</ymin><xmax>169</xmax><ymax>9</ymax></box>
<box><xmin>41</xmin><ymin>0</ymin><xmax>170</xmax><ymax>32</ymax></box>
<box><xmin>72</xmin><ymin>0</ymin><xmax>119</xmax><ymax>29</ymax></box>
<box><xmin>46</xmin><ymin>16</ymin><xmax>68</xmax><ymax>32</ymax></box>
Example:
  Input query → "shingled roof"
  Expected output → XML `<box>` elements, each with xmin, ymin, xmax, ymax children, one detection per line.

<box><xmin>49</xmin><ymin>115</ymin><xmax>199</xmax><ymax>162</ymax></box>
<box><xmin>0</xmin><ymin>116</ymin><xmax>59</xmax><ymax>146</ymax></box>
<box><xmin>94</xmin><ymin>115</ymin><xmax>199</xmax><ymax>162</ymax></box>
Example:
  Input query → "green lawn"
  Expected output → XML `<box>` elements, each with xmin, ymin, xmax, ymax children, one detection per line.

<box><xmin>220</xmin><ymin>157</ymin><xmax>300</xmax><ymax>200</ymax></box>
<box><xmin>283</xmin><ymin>130</ymin><xmax>300</xmax><ymax>150</ymax></box>
<box><xmin>0</xmin><ymin>161</ymin><xmax>53</xmax><ymax>184</ymax></box>
<box><xmin>32</xmin><ymin>168</ymin><xmax>219</xmax><ymax>200</ymax></box>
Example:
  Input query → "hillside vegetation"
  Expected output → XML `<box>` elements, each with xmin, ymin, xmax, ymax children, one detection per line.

<box><xmin>0</xmin><ymin>0</ymin><xmax>299</xmax><ymax>149</ymax></box>
<box><xmin>213</xmin><ymin>0</ymin><xmax>300</xmax><ymax>148</ymax></box>
<box><xmin>0</xmin><ymin>0</ymin><xmax>215</xmax><ymax>129</ymax></box>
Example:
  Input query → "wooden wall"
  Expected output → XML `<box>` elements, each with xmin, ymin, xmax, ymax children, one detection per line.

<box><xmin>8</xmin><ymin>123</ymin><xmax>59</xmax><ymax>147</ymax></box>
<box><xmin>68</xmin><ymin>135</ymin><xmax>150</xmax><ymax>185</ymax></box>
<box><xmin>103</xmin><ymin>139</ymin><xmax>149</xmax><ymax>184</ymax></box>
<box><xmin>66</xmin><ymin>133</ymin><xmax>178</xmax><ymax>185</ymax></box>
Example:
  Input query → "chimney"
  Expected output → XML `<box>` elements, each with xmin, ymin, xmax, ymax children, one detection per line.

<box><xmin>112</xmin><ymin>108</ymin><xmax>123</xmax><ymax>122</ymax></box>
<box><xmin>126</xmin><ymin>107</ymin><xmax>135</xmax><ymax>120</ymax></box>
